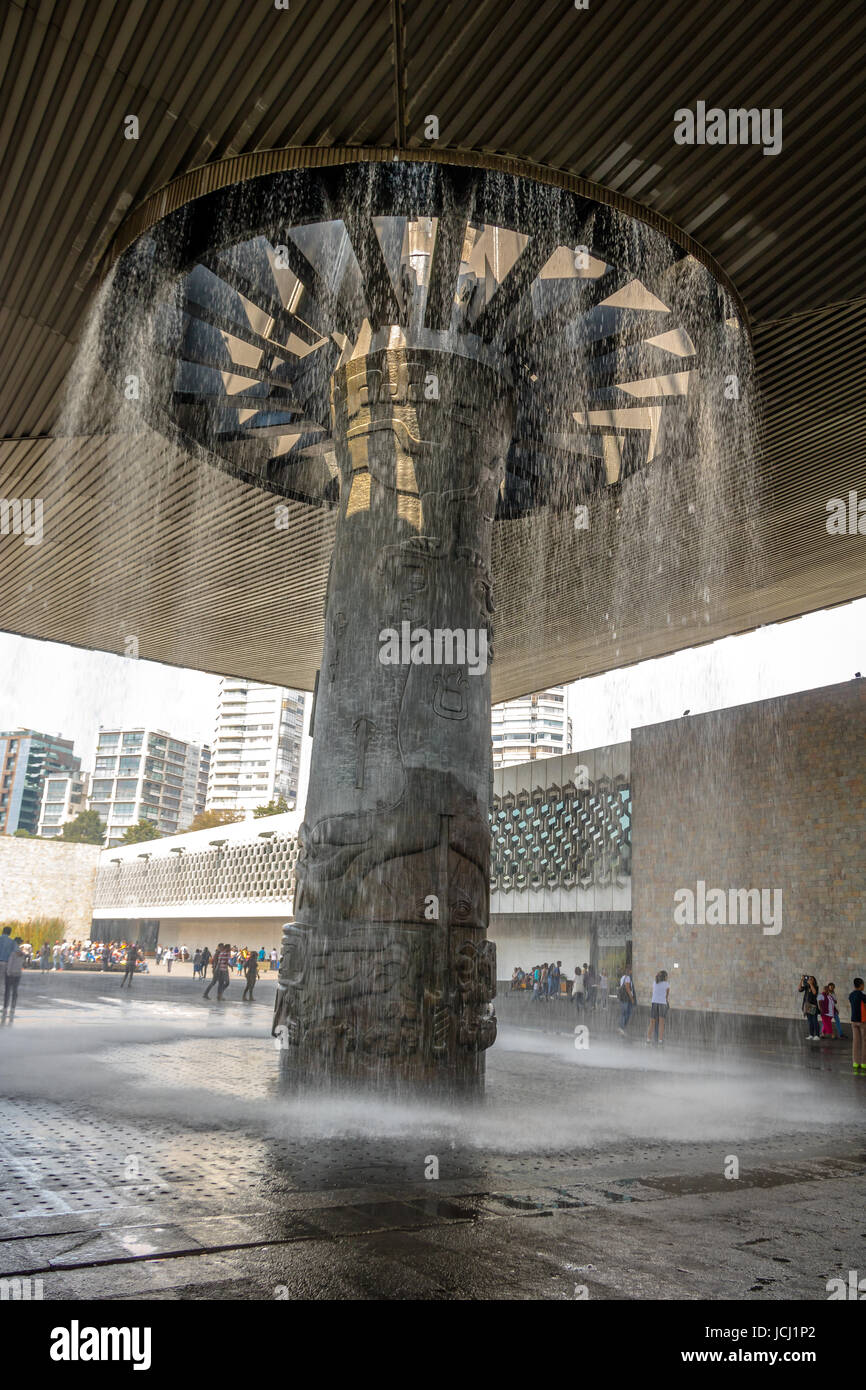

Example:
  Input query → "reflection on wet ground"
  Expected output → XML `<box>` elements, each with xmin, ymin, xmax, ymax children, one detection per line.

<box><xmin>1</xmin><ymin>982</ymin><xmax>864</xmax><ymax>1300</ymax></box>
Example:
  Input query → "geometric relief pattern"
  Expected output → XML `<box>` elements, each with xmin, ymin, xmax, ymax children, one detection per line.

<box><xmin>489</xmin><ymin>775</ymin><xmax>630</xmax><ymax>893</ymax></box>
<box><xmin>94</xmin><ymin>835</ymin><xmax>300</xmax><ymax>910</ymax></box>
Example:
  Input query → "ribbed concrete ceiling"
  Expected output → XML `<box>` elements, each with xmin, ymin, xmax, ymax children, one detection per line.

<box><xmin>1</xmin><ymin>0</ymin><xmax>865</xmax><ymax>698</ymax></box>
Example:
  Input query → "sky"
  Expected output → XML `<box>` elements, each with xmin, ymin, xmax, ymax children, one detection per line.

<box><xmin>0</xmin><ymin>596</ymin><xmax>863</xmax><ymax>773</ymax></box>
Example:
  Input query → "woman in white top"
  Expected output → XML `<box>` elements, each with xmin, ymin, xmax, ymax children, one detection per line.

<box><xmin>647</xmin><ymin>970</ymin><xmax>670</xmax><ymax>1045</ymax></box>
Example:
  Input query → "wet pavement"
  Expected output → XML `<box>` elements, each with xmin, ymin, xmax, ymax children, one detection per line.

<box><xmin>1</xmin><ymin>971</ymin><xmax>864</xmax><ymax>1300</ymax></box>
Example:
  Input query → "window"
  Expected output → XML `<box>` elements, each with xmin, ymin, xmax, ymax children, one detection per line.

<box><xmin>90</xmin><ymin>803</ymin><xmax>111</xmax><ymax>818</ymax></box>
<box><xmin>122</xmin><ymin>733</ymin><xmax>143</xmax><ymax>749</ymax></box>
<box><xmin>119</xmin><ymin>757</ymin><xmax>140</xmax><ymax>774</ymax></box>
<box><xmin>97</xmin><ymin>733</ymin><xmax>120</xmax><ymax>749</ymax></box>
<box><xmin>94</xmin><ymin>757</ymin><xmax>117</xmax><ymax>772</ymax></box>
<box><xmin>91</xmin><ymin>779</ymin><xmax>114</xmax><ymax>798</ymax></box>
<box><xmin>116</xmin><ymin>779</ymin><xmax>138</xmax><ymax>795</ymax></box>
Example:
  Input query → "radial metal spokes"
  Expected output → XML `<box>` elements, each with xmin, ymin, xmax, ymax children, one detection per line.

<box><xmin>129</xmin><ymin>163</ymin><xmax>720</xmax><ymax>507</ymax></box>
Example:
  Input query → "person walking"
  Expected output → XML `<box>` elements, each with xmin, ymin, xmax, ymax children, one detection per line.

<box><xmin>192</xmin><ymin>949</ymin><xmax>202</xmax><ymax>980</ymax></box>
<box><xmin>547</xmin><ymin>960</ymin><xmax>560</xmax><ymax>1001</ymax></box>
<box><xmin>269</xmin><ymin>947</ymin><xmax>278</xmax><ymax>971</ymax></box>
<box><xmin>1</xmin><ymin>937</ymin><xmax>25</xmax><ymax>1023</ymax></box>
<box><xmin>120</xmin><ymin>942</ymin><xmax>139</xmax><ymax>989</ymax></box>
<box><xmin>242</xmin><ymin>951</ymin><xmax>259</xmax><ymax>1002</ymax></box>
<box><xmin>647</xmin><ymin>970</ymin><xmax>670</xmax><ymax>1046</ymax></box>
<box><xmin>799</xmin><ymin>974</ymin><xmax>820</xmax><ymax>1040</ymax></box>
<box><xmin>203</xmin><ymin>945</ymin><xmax>223</xmax><ymax>999</ymax></box>
<box><xmin>204</xmin><ymin>943</ymin><xmax>231</xmax><ymax>1001</ymax></box>
<box><xmin>165</xmin><ymin>950</ymin><xmax>172</xmax><ymax>974</ymax></box>
<box><xmin>849</xmin><ymin>977</ymin><xmax>866</xmax><ymax>1073</ymax></box>
<box><xmin>618</xmin><ymin>967</ymin><xmax>635</xmax><ymax>1034</ymax></box>
<box><xmin>200</xmin><ymin>946</ymin><xmax>211</xmax><ymax>978</ymax></box>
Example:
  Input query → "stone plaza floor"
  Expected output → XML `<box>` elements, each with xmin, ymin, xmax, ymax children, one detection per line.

<box><xmin>0</xmin><ymin>969</ymin><xmax>864</xmax><ymax>1301</ymax></box>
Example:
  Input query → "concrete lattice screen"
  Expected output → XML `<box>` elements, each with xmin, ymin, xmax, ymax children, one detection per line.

<box><xmin>490</xmin><ymin>778</ymin><xmax>631</xmax><ymax>895</ymax></box>
<box><xmin>94</xmin><ymin>835</ymin><xmax>301</xmax><ymax>911</ymax></box>
<box><xmin>93</xmin><ymin>768</ymin><xmax>631</xmax><ymax>914</ymax></box>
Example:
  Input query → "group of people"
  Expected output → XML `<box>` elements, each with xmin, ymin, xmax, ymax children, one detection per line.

<box><xmin>799</xmin><ymin>974</ymin><xmax>866</xmax><ymax>1070</ymax></box>
<box><xmin>28</xmin><ymin>939</ymin><xmax>145</xmax><ymax>972</ymax></box>
<box><xmin>511</xmin><ymin>962</ymin><xmax>610</xmax><ymax>1010</ymax></box>
<box><xmin>508</xmin><ymin>960</ymin><xmax>667</xmax><ymax>1045</ymax></box>
<box><xmin>155</xmin><ymin>946</ymin><xmax>189</xmax><ymax>971</ymax></box>
<box><xmin>192</xmin><ymin>945</ymin><xmax>278</xmax><ymax>982</ymax></box>
<box><xmin>200</xmin><ymin>943</ymin><xmax>263</xmax><ymax>1002</ymax></box>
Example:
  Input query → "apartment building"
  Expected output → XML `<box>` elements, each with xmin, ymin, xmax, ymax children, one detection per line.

<box><xmin>0</xmin><ymin>729</ymin><xmax>80</xmax><ymax>835</ymax></box>
<box><xmin>207</xmin><ymin>680</ymin><xmax>305</xmax><ymax>815</ymax></box>
<box><xmin>89</xmin><ymin>728</ymin><xmax>210</xmax><ymax>846</ymax></box>
<box><xmin>491</xmin><ymin>687</ymin><xmax>572</xmax><ymax>766</ymax></box>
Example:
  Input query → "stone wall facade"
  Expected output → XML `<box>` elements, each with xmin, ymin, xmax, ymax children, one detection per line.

<box><xmin>0</xmin><ymin>835</ymin><xmax>101</xmax><ymax>937</ymax></box>
<box><xmin>631</xmin><ymin>679</ymin><xmax>866</xmax><ymax>1019</ymax></box>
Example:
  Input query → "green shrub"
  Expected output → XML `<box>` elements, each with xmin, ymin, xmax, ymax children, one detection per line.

<box><xmin>0</xmin><ymin>916</ymin><xmax>67</xmax><ymax>952</ymax></box>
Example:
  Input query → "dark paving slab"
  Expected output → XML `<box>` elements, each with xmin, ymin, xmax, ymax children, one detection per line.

<box><xmin>1</xmin><ymin>981</ymin><xmax>864</xmax><ymax>1300</ymax></box>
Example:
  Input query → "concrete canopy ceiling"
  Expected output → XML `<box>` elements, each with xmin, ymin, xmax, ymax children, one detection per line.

<box><xmin>1</xmin><ymin>0</ymin><xmax>865</xmax><ymax>700</ymax></box>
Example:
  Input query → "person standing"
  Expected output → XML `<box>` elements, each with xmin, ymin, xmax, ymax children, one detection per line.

<box><xmin>849</xmin><ymin>977</ymin><xmax>866</xmax><ymax>1073</ymax></box>
<box><xmin>39</xmin><ymin>941</ymin><xmax>51</xmax><ymax>972</ymax></box>
<box><xmin>192</xmin><ymin>949</ymin><xmax>202</xmax><ymax>980</ymax></box>
<box><xmin>799</xmin><ymin>974</ymin><xmax>820</xmax><ymax>1040</ymax></box>
<box><xmin>598</xmin><ymin>970</ymin><xmax>609</xmax><ymax>1011</ymax></box>
<box><xmin>647</xmin><ymin>970</ymin><xmax>670</xmax><ymax>1046</ymax></box>
<box><xmin>200</xmin><ymin>946</ymin><xmax>211</xmax><ymax>978</ymax></box>
<box><xmin>269</xmin><ymin>947</ymin><xmax>278</xmax><ymax>972</ymax></box>
<box><xmin>165</xmin><ymin>950</ymin><xmax>172</xmax><ymax>974</ymax></box>
<box><xmin>618</xmin><ymin>967</ymin><xmax>635</xmax><ymax>1034</ymax></box>
<box><xmin>572</xmin><ymin>964</ymin><xmax>585</xmax><ymax>1013</ymax></box>
<box><xmin>829</xmin><ymin>983</ymin><xmax>844</xmax><ymax>1039</ymax></box>
<box><xmin>818</xmin><ymin>983</ymin><xmax>838</xmax><ymax>1038</ymax></box>
<box><xmin>1</xmin><ymin>937</ymin><xmax>25</xmax><ymax>1022</ymax></box>
<box><xmin>242</xmin><ymin>952</ymin><xmax>259</xmax><ymax>1002</ymax></box>
<box><xmin>0</xmin><ymin>926</ymin><xmax>15</xmax><ymax>1000</ymax></box>
<box><xmin>120</xmin><ymin>942</ymin><xmax>139</xmax><ymax>989</ymax></box>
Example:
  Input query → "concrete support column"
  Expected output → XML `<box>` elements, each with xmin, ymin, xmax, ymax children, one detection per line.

<box><xmin>273</xmin><ymin>347</ymin><xmax>512</xmax><ymax>1084</ymax></box>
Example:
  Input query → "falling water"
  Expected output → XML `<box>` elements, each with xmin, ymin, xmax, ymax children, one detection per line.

<box><xmin>61</xmin><ymin>157</ymin><xmax>772</xmax><ymax>1088</ymax></box>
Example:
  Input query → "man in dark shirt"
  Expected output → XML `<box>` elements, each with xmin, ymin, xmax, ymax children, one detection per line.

<box><xmin>242</xmin><ymin>952</ymin><xmax>259</xmax><ymax>1002</ymax></box>
<box><xmin>849</xmin><ymin>977</ymin><xmax>866</xmax><ymax>1072</ymax></box>
<box><xmin>120</xmin><ymin>942</ymin><xmax>139</xmax><ymax>989</ymax></box>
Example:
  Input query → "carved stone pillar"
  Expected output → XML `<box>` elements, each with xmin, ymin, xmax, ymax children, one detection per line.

<box><xmin>273</xmin><ymin>346</ymin><xmax>512</xmax><ymax>1085</ymax></box>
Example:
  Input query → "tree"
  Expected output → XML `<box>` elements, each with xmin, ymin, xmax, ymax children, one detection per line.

<box><xmin>253</xmin><ymin>795</ymin><xmax>289</xmax><ymax>818</ymax></box>
<box><xmin>183</xmin><ymin>808</ymin><xmax>244</xmax><ymax>834</ymax></box>
<box><xmin>61</xmin><ymin>810</ymin><xmax>105</xmax><ymax>845</ymax></box>
<box><xmin>13</xmin><ymin>828</ymin><xmax>35</xmax><ymax>837</ymax></box>
<box><xmin>118</xmin><ymin>819</ymin><xmax>163</xmax><ymax>845</ymax></box>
